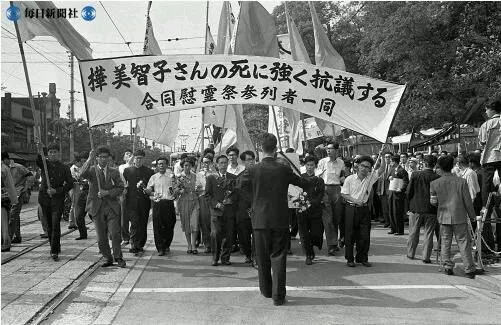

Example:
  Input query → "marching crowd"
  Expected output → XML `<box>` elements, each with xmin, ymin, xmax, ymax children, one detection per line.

<box><xmin>1</xmin><ymin>99</ymin><xmax>500</xmax><ymax>306</ymax></box>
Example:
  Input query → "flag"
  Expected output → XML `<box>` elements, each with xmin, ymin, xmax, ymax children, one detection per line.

<box><xmin>205</xmin><ymin>26</ymin><xmax>216</xmax><ymax>55</ymax></box>
<box><xmin>138</xmin><ymin>2</ymin><xmax>180</xmax><ymax>147</ymax></box>
<box><xmin>309</xmin><ymin>1</ymin><xmax>344</xmax><ymax>138</ymax></box>
<box><xmin>210</xmin><ymin>1</ymin><xmax>254</xmax><ymax>153</ymax></box>
<box><xmin>16</xmin><ymin>1</ymin><xmax>92</xmax><ymax>60</ymax></box>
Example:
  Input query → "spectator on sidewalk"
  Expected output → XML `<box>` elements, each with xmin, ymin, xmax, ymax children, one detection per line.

<box><xmin>1</xmin><ymin>152</ymin><xmax>18</xmax><ymax>252</ymax></box>
<box><xmin>430</xmin><ymin>155</ymin><xmax>481</xmax><ymax>278</ymax></box>
<box><xmin>388</xmin><ymin>155</ymin><xmax>409</xmax><ymax>236</ymax></box>
<box><xmin>118</xmin><ymin>149</ymin><xmax>133</xmax><ymax>245</ymax></box>
<box><xmin>406</xmin><ymin>155</ymin><xmax>440</xmax><ymax>263</ymax></box>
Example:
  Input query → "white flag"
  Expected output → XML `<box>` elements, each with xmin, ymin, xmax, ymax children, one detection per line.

<box><xmin>139</xmin><ymin>5</ymin><xmax>179</xmax><ymax>146</ymax></box>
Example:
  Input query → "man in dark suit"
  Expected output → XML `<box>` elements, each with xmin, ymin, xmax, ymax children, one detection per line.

<box><xmin>205</xmin><ymin>155</ymin><xmax>237</xmax><ymax>266</ymax></box>
<box><xmin>123</xmin><ymin>150</ymin><xmax>154</xmax><ymax>255</ymax></box>
<box><xmin>430</xmin><ymin>155</ymin><xmax>480</xmax><ymax>278</ymax></box>
<box><xmin>236</xmin><ymin>150</ymin><xmax>256</xmax><ymax>265</ymax></box>
<box><xmin>80</xmin><ymin>146</ymin><xmax>125</xmax><ymax>267</ymax></box>
<box><xmin>239</xmin><ymin>133</ymin><xmax>310</xmax><ymax>306</ymax></box>
<box><xmin>377</xmin><ymin>152</ymin><xmax>393</xmax><ymax>227</ymax></box>
<box><xmin>36</xmin><ymin>143</ymin><xmax>74</xmax><ymax>261</ymax></box>
<box><xmin>406</xmin><ymin>155</ymin><xmax>440</xmax><ymax>262</ymax></box>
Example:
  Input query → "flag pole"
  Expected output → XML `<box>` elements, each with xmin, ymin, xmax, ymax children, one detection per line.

<box><xmin>11</xmin><ymin>1</ymin><xmax>52</xmax><ymax>193</ymax></box>
<box><xmin>301</xmin><ymin>113</ymin><xmax>308</xmax><ymax>152</ymax></box>
<box><xmin>199</xmin><ymin>0</ymin><xmax>209</xmax><ymax>170</ymax></box>
<box><xmin>271</xmin><ymin>106</ymin><xmax>283</xmax><ymax>152</ymax></box>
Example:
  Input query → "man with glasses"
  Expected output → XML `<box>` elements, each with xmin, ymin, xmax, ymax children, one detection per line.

<box><xmin>80</xmin><ymin>146</ymin><xmax>125</xmax><ymax>268</ymax></box>
<box><xmin>123</xmin><ymin>150</ymin><xmax>154</xmax><ymax>255</ymax></box>
<box><xmin>316</xmin><ymin>142</ymin><xmax>346</xmax><ymax>255</ymax></box>
<box><xmin>341</xmin><ymin>152</ymin><xmax>385</xmax><ymax>267</ymax></box>
<box><xmin>227</xmin><ymin>147</ymin><xmax>245</xmax><ymax>176</ymax></box>
<box><xmin>377</xmin><ymin>152</ymin><xmax>393</xmax><ymax>228</ymax></box>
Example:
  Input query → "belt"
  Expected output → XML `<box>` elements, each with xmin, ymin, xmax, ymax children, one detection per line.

<box><xmin>345</xmin><ymin>201</ymin><xmax>368</xmax><ymax>207</ymax></box>
<box><xmin>325</xmin><ymin>184</ymin><xmax>341</xmax><ymax>186</ymax></box>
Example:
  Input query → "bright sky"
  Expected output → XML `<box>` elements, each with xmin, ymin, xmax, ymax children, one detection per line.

<box><xmin>1</xmin><ymin>0</ymin><xmax>280</xmax><ymax>151</ymax></box>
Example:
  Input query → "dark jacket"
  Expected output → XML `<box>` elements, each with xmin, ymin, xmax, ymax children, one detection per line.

<box><xmin>123</xmin><ymin>165</ymin><xmax>154</xmax><ymax>211</ymax></box>
<box><xmin>239</xmin><ymin>157</ymin><xmax>310</xmax><ymax>230</ymax></box>
<box><xmin>81</xmin><ymin>165</ymin><xmax>124</xmax><ymax>217</ymax></box>
<box><xmin>36</xmin><ymin>154</ymin><xmax>73</xmax><ymax>205</ymax></box>
<box><xmin>205</xmin><ymin>172</ymin><xmax>237</xmax><ymax>217</ymax></box>
<box><xmin>377</xmin><ymin>165</ymin><xmax>395</xmax><ymax>196</ymax></box>
<box><xmin>406</xmin><ymin>169</ymin><xmax>440</xmax><ymax>214</ymax></box>
<box><xmin>300</xmin><ymin>173</ymin><xmax>325</xmax><ymax>217</ymax></box>
<box><xmin>389</xmin><ymin>165</ymin><xmax>409</xmax><ymax>196</ymax></box>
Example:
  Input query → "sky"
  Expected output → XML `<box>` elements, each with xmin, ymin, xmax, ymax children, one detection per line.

<box><xmin>1</xmin><ymin>0</ymin><xmax>281</xmax><ymax>151</ymax></box>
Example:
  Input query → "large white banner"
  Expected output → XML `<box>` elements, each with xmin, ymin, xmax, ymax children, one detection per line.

<box><xmin>80</xmin><ymin>55</ymin><xmax>405</xmax><ymax>142</ymax></box>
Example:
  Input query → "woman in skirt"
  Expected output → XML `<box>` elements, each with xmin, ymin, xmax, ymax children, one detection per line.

<box><xmin>176</xmin><ymin>158</ymin><xmax>200</xmax><ymax>254</ymax></box>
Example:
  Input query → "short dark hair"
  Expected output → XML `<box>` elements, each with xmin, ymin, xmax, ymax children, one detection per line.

<box><xmin>285</xmin><ymin>148</ymin><xmax>295</xmax><ymax>153</ymax></box>
<box><xmin>203</xmin><ymin>154</ymin><xmax>213</xmax><ymax>162</ymax></box>
<box><xmin>400</xmin><ymin>152</ymin><xmax>408</xmax><ymax>158</ymax></box>
<box><xmin>456</xmin><ymin>154</ymin><xmax>468</xmax><ymax>166</ymax></box>
<box><xmin>181</xmin><ymin>157</ymin><xmax>195</xmax><ymax>168</ymax></box>
<box><xmin>423</xmin><ymin>155</ymin><xmax>437</xmax><ymax>168</ymax></box>
<box><xmin>124</xmin><ymin>148</ymin><xmax>132</xmax><ymax>154</ymax></box>
<box><xmin>326</xmin><ymin>142</ymin><xmax>339</xmax><ymax>149</ymax></box>
<box><xmin>216</xmin><ymin>155</ymin><xmax>228</xmax><ymax>163</ymax></box>
<box><xmin>437</xmin><ymin>155</ymin><xmax>454</xmax><ymax>172</ymax></box>
<box><xmin>156</xmin><ymin>157</ymin><xmax>168</xmax><ymax>165</ymax></box>
<box><xmin>487</xmin><ymin>98</ymin><xmax>501</xmax><ymax>113</ymax></box>
<box><xmin>96</xmin><ymin>146</ymin><xmax>111</xmax><ymax>156</ymax></box>
<box><xmin>1</xmin><ymin>152</ymin><xmax>9</xmax><ymax>161</ymax></box>
<box><xmin>359</xmin><ymin>155</ymin><xmax>375</xmax><ymax>167</ymax></box>
<box><xmin>391</xmin><ymin>155</ymin><xmax>400</xmax><ymax>164</ymax></box>
<box><xmin>79</xmin><ymin>151</ymin><xmax>89</xmax><ymax>160</ymax></box>
<box><xmin>226</xmin><ymin>146</ymin><xmax>239</xmax><ymax>156</ymax></box>
<box><xmin>468</xmin><ymin>153</ymin><xmax>481</xmax><ymax>167</ymax></box>
<box><xmin>180</xmin><ymin>153</ymin><xmax>189</xmax><ymax>160</ymax></box>
<box><xmin>304</xmin><ymin>155</ymin><xmax>317</xmax><ymax>165</ymax></box>
<box><xmin>261</xmin><ymin>133</ymin><xmax>277</xmax><ymax>153</ymax></box>
<box><xmin>240</xmin><ymin>150</ymin><xmax>255</xmax><ymax>161</ymax></box>
<box><xmin>134</xmin><ymin>149</ymin><xmax>145</xmax><ymax>157</ymax></box>
<box><xmin>431</xmin><ymin>150</ymin><xmax>439</xmax><ymax>155</ymax></box>
<box><xmin>47</xmin><ymin>142</ymin><xmax>60</xmax><ymax>151</ymax></box>
<box><xmin>203</xmin><ymin>148</ymin><xmax>215</xmax><ymax>157</ymax></box>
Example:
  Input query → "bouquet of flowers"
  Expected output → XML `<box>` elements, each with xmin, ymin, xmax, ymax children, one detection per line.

<box><xmin>220</xmin><ymin>177</ymin><xmax>235</xmax><ymax>205</ymax></box>
<box><xmin>172</xmin><ymin>175</ymin><xmax>188</xmax><ymax>199</ymax></box>
<box><xmin>152</xmin><ymin>191</ymin><xmax>162</xmax><ymax>202</ymax></box>
<box><xmin>292</xmin><ymin>192</ymin><xmax>311</xmax><ymax>213</ymax></box>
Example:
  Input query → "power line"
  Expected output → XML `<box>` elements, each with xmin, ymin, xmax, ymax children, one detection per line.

<box><xmin>99</xmin><ymin>1</ymin><xmax>134</xmax><ymax>55</ymax></box>
<box><xmin>3</xmin><ymin>61</ymin><xmax>68</xmax><ymax>63</ymax></box>
<box><xmin>1</xmin><ymin>69</ymin><xmax>82</xmax><ymax>94</ymax></box>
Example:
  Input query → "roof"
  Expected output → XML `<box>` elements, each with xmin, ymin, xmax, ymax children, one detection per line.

<box><xmin>391</xmin><ymin>133</ymin><xmax>412</xmax><ymax>144</ymax></box>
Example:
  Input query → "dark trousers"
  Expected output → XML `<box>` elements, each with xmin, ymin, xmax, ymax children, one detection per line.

<box><xmin>38</xmin><ymin>205</ymin><xmax>48</xmax><ymax>235</ymax></box>
<box><xmin>152</xmin><ymin>200</ymin><xmax>176</xmax><ymax>252</ymax></box>
<box><xmin>199</xmin><ymin>196</ymin><xmax>211</xmax><ymax>249</ymax></box>
<box><xmin>120</xmin><ymin>194</ymin><xmax>130</xmax><ymax>241</ymax></box>
<box><xmin>407</xmin><ymin>213</ymin><xmax>437</xmax><ymax>260</ymax></box>
<box><xmin>254</xmin><ymin>228</ymin><xmax>289</xmax><ymax>302</ymax></box>
<box><xmin>289</xmin><ymin>208</ymin><xmax>298</xmax><ymax>238</ymax></box>
<box><xmin>211</xmin><ymin>207</ymin><xmax>235</xmax><ymax>262</ymax></box>
<box><xmin>322</xmin><ymin>185</ymin><xmax>343</xmax><ymax>247</ymax></box>
<box><xmin>369</xmin><ymin>190</ymin><xmax>381</xmax><ymax>221</ymax></box>
<box><xmin>9</xmin><ymin>199</ymin><xmax>23</xmax><ymax>240</ymax></box>
<box><xmin>238</xmin><ymin>217</ymin><xmax>253</xmax><ymax>258</ymax></box>
<box><xmin>75</xmin><ymin>189</ymin><xmax>88</xmax><ymax>238</ymax></box>
<box><xmin>344</xmin><ymin>204</ymin><xmax>371</xmax><ymax>263</ymax></box>
<box><xmin>389</xmin><ymin>191</ymin><xmax>405</xmax><ymax>234</ymax></box>
<box><xmin>297</xmin><ymin>214</ymin><xmax>324</xmax><ymax>257</ymax></box>
<box><xmin>482</xmin><ymin>162</ymin><xmax>501</xmax><ymax>206</ymax></box>
<box><xmin>129</xmin><ymin>204</ymin><xmax>149</xmax><ymax>250</ymax></box>
<box><xmin>379</xmin><ymin>193</ymin><xmax>390</xmax><ymax>226</ymax></box>
<box><xmin>40</xmin><ymin>199</ymin><xmax>64</xmax><ymax>254</ymax></box>
<box><xmin>93</xmin><ymin>206</ymin><xmax>122</xmax><ymax>262</ymax></box>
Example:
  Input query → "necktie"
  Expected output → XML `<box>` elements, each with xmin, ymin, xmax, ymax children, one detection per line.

<box><xmin>99</xmin><ymin>168</ymin><xmax>105</xmax><ymax>185</ymax></box>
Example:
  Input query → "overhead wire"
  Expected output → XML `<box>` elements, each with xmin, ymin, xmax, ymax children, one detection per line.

<box><xmin>99</xmin><ymin>1</ymin><xmax>134</xmax><ymax>55</ymax></box>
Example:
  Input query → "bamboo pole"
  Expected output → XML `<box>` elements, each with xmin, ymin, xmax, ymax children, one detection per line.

<box><xmin>11</xmin><ymin>2</ymin><xmax>52</xmax><ymax>193</ymax></box>
<box><xmin>271</xmin><ymin>106</ymin><xmax>283</xmax><ymax>152</ymax></box>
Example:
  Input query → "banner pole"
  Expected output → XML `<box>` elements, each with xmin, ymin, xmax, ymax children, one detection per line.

<box><xmin>301</xmin><ymin>113</ymin><xmax>308</xmax><ymax>152</ymax></box>
<box><xmin>11</xmin><ymin>1</ymin><xmax>51</xmax><ymax>193</ymax></box>
<box><xmin>272</xmin><ymin>106</ymin><xmax>283</xmax><ymax>152</ymax></box>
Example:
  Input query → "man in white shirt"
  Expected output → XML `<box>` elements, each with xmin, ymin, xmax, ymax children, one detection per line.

<box><xmin>341</xmin><ymin>153</ymin><xmax>385</xmax><ymax>267</ymax></box>
<box><xmin>315</xmin><ymin>142</ymin><xmax>346</xmax><ymax>255</ymax></box>
<box><xmin>456</xmin><ymin>154</ymin><xmax>480</xmax><ymax>202</ymax></box>
<box><xmin>68</xmin><ymin>154</ymin><xmax>84</xmax><ymax>230</ymax></box>
<box><xmin>145</xmin><ymin>157</ymin><xmax>176</xmax><ymax>256</ymax></box>
<box><xmin>118</xmin><ymin>149</ymin><xmax>133</xmax><ymax>245</ymax></box>
<box><xmin>226</xmin><ymin>147</ymin><xmax>245</xmax><ymax>176</ymax></box>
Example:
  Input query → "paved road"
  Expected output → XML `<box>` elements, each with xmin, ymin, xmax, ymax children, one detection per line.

<box><xmin>40</xmin><ymin>218</ymin><xmax>501</xmax><ymax>325</ymax></box>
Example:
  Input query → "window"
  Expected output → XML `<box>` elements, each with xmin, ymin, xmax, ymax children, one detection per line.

<box><xmin>22</xmin><ymin>108</ymin><xmax>33</xmax><ymax>119</ymax></box>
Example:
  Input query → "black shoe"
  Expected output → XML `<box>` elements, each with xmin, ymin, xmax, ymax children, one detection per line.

<box><xmin>244</xmin><ymin>257</ymin><xmax>252</xmax><ymax>264</ymax></box>
<box><xmin>273</xmin><ymin>298</ymin><xmax>286</xmax><ymax>306</ymax></box>
<box><xmin>101</xmin><ymin>260</ymin><xmax>113</xmax><ymax>267</ymax></box>
<box><xmin>422</xmin><ymin>259</ymin><xmax>432</xmax><ymax>264</ymax></box>
<box><xmin>51</xmin><ymin>254</ymin><xmax>59</xmax><ymax>261</ymax></box>
<box><xmin>138</xmin><ymin>247</ymin><xmax>144</xmax><ymax>252</ymax></box>
<box><xmin>406</xmin><ymin>255</ymin><xmax>414</xmax><ymax>260</ymax></box>
<box><xmin>465</xmin><ymin>271</ymin><xmax>476</xmax><ymax>279</ymax></box>
<box><xmin>116</xmin><ymin>259</ymin><xmax>126</xmax><ymax>268</ymax></box>
<box><xmin>360</xmin><ymin>261</ymin><xmax>372</xmax><ymax>267</ymax></box>
<box><xmin>262</xmin><ymin>292</ymin><xmax>272</xmax><ymax>298</ymax></box>
<box><xmin>347</xmin><ymin>261</ymin><xmax>356</xmax><ymax>267</ymax></box>
<box><xmin>305</xmin><ymin>257</ymin><xmax>313</xmax><ymax>265</ymax></box>
<box><xmin>445</xmin><ymin>268</ymin><xmax>454</xmax><ymax>276</ymax></box>
<box><xmin>158</xmin><ymin>250</ymin><xmax>165</xmax><ymax>256</ymax></box>
<box><xmin>474</xmin><ymin>269</ymin><xmax>485</xmax><ymax>275</ymax></box>
<box><xmin>11</xmin><ymin>238</ymin><xmax>21</xmax><ymax>244</ymax></box>
<box><xmin>75</xmin><ymin>237</ymin><xmax>87</xmax><ymax>240</ymax></box>
<box><xmin>221</xmin><ymin>260</ymin><xmax>232</xmax><ymax>266</ymax></box>
<box><xmin>129</xmin><ymin>248</ymin><xmax>138</xmax><ymax>254</ymax></box>
<box><xmin>387</xmin><ymin>231</ymin><xmax>395</xmax><ymax>234</ymax></box>
<box><xmin>211</xmin><ymin>260</ymin><xmax>219</xmax><ymax>266</ymax></box>
<box><xmin>68</xmin><ymin>225</ymin><xmax>77</xmax><ymax>230</ymax></box>
<box><xmin>40</xmin><ymin>234</ymin><xmax>48</xmax><ymax>238</ymax></box>
<box><xmin>384</xmin><ymin>224</ymin><xmax>390</xmax><ymax>228</ymax></box>
<box><xmin>165</xmin><ymin>247</ymin><xmax>170</xmax><ymax>253</ymax></box>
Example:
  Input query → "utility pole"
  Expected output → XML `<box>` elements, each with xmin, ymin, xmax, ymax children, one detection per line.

<box><xmin>69</xmin><ymin>52</ymin><xmax>75</xmax><ymax>160</ymax></box>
